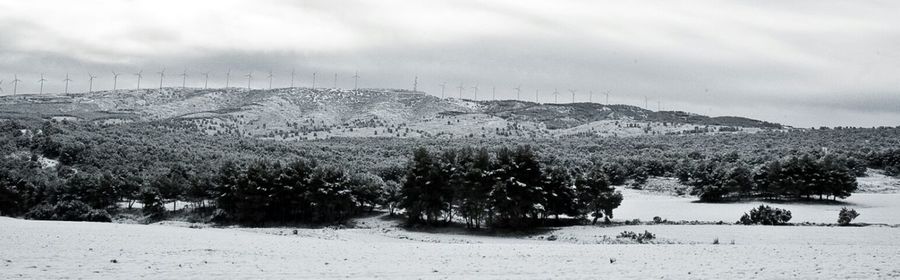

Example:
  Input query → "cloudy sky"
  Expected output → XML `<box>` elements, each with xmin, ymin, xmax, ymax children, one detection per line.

<box><xmin>0</xmin><ymin>0</ymin><xmax>898</xmax><ymax>127</ymax></box>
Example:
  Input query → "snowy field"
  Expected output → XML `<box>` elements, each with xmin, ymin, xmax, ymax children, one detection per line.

<box><xmin>617</xmin><ymin>188</ymin><xmax>900</xmax><ymax>224</ymax></box>
<box><xmin>4</xmin><ymin>178</ymin><xmax>899</xmax><ymax>279</ymax></box>
<box><xmin>3</xmin><ymin>210</ymin><xmax>899</xmax><ymax>279</ymax></box>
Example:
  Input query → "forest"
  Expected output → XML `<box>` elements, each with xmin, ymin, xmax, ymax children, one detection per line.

<box><xmin>0</xmin><ymin>119</ymin><xmax>898</xmax><ymax>227</ymax></box>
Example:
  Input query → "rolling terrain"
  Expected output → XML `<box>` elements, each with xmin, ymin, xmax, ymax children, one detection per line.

<box><xmin>0</xmin><ymin>88</ymin><xmax>783</xmax><ymax>140</ymax></box>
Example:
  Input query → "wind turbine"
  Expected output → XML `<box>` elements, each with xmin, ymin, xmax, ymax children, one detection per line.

<box><xmin>111</xmin><ymin>71</ymin><xmax>121</xmax><ymax>91</ymax></box>
<box><xmin>589</xmin><ymin>90</ymin><xmax>593</xmax><ymax>103</ymax></box>
<box><xmin>12</xmin><ymin>74</ymin><xmax>21</xmax><ymax>95</ymax></box>
<box><xmin>492</xmin><ymin>86</ymin><xmax>496</xmax><ymax>100</ymax></box>
<box><xmin>333</xmin><ymin>73</ymin><xmax>337</xmax><ymax>88</ymax></box>
<box><xmin>413</xmin><ymin>76</ymin><xmax>418</xmax><ymax>92</ymax></box>
<box><xmin>88</xmin><ymin>73</ymin><xmax>97</xmax><ymax>93</ymax></box>
<box><xmin>180</xmin><ymin>68</ymin><xmax>188</xmax><ymax>89</ymax></box>
<box><xmin>568</xmin><ymin>89</ymin><xmax>577</xmax><ymax>103</ymax></box>
<box><xmin>471</xmin><ymin>84</ymin><xmax>478</xmax><ymax>101</ymax></box>
<box><xmin>290</xmin><ymin>68</ymin><xmax>296</xmax><ymax>89</ymax></box>
<box><xmin>157</xmin><ymin>68</ymin><xmax>166</xmax><ymax>91</ymax></box>
<box><xmin>514</xmin><ymin>85</ymin><xmax>521</xmax><ymax>101</ymax></box>
<box><xmin>267</xmin><ymin>70</ymin><xmax>273</xmax><ymax>90</ymax></box>
<box><xmin>456</xmin><ymin>83</ymin><xmax>464</xmax><ymax>99</ymax></box>
<box><xmin>63</xmin><ymin>73</ymin><xmax>72</xmax><ymax>94</ymax></box>
<box><xmin>352</xmin><ymin>71</ymin><xmax>359</xmax><ymax>91</ymax></box>
<box><xmin>38</xmin><ymin>73</ymin><xmax>47</xmax><ymax>94</ymax></box>
<box><xmin>0</xmin><ymin>80</ymin><xmax>3</xmax><ymax>94</ymax></box>
<box><xmin>644</xmin><ymin>96</ymin><xmax>648</xmax><ymax>110</ymax></box>
<box><xmin>135</xmin><ymin>71</ymin><xmax>144</xmax><ymax>90</ymax></box>
<box><xmin>604</xmin><ymin>90</ymin><xmax>610</xmax><ymax>105</ymax></box>
<box><xmin>439</xmin><ymin>82</ymin><xmax>446</xmax><ymax>98</ymax></box>
<box><xmin>202</xmin><ymin>72</ymin><xmax>210</xmax><ymax>89</ymax></box>
<box><xmin>535</xmin><ymin>89</ymin><xmax>539</xmax><ymax>103</ymax></box>
<box><xmin>553</xmin><ymin>88</ymin><xmax>560</xmax><ymax>103</ymax></box>
<box><xmin>312</xmin><ymin>72</ymin><xmax>317</xmax><ymax>89</ymax></box>
<box><xmin>245</xmin><ymin>72</ymin><xmax>253</xmax><ymax>90</ymax></box>
<box><xmin>225</xmin><ymin>69</ymin><xmax>231</xmax><ymax>88</ymax></box>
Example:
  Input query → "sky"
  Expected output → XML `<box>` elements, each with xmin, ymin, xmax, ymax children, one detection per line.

<box><xmin>0</xmin><ymin>0</ymin><xmax>898</xmax><ymax>127</ymax></box>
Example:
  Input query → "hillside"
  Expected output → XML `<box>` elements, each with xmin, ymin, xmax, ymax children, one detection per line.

<box><xmin>0</xmin><ymin>88</ymin><xmax>783</xmax><ymax>140</ymax></box>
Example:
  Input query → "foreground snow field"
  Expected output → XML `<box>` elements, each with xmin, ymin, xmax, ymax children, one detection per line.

<box><xmin>2</xmin><ymin>215</ymin><xmax>899</xmax><ymax>279</ymax></box>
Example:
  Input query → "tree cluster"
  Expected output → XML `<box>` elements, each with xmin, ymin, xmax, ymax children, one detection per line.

<box><xmin>683</xmin><ymin>153</ymin><xmax>858</xmax><ymax>202</ymax></box>
<box><xmin>400</xmin><ymin>146</ymin><xmax>622</xmax><ymax>228</ymax></box>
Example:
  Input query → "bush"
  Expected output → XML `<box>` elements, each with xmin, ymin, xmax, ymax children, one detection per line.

<box><xmin>738</xmin><ymin>205</ymin><xmax>791</xmax><ymax>225</ymax></box>
<box><xmin>837</xmin><ymin>207</ymin><xmax>859</xmax><ymax>226</ymax></box>
<box><xmin>616</xmin><ymin>230</ymin><xmax>656</xmax><ymax>243</ymax></box>
<box><xmin>24</xmin><ymin>200</ymin><xmax>111</xmax><ymax>222</ymax></box>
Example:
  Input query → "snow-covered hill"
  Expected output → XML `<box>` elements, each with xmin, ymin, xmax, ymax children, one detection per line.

<box><xmin>0</xmin><ymin>88</ymin><xmax>783</xmax><ymax>140</ymax></box>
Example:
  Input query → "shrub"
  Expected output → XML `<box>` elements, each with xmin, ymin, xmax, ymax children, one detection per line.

<box><xmin>738</xmin><ymin>205</ymin><xmax>791</xmax><ymax>225</ymax></box>
<box><xmin>616</xmin><ymin>230</ymin><xmax>656</xmax><ymax>243</ymax></box>
<box><xmin>24</xmin><ymin>200</ymin><xmax>111</xmax><ymax>222</ymax></box>
<box><xmin>837</xmin><ymin>207</ymin><xmax>859</xmax><ymax>226</ymax></box>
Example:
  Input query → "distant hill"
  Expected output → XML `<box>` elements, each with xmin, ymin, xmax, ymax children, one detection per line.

<box><xmin>0</xmin><ymin>88</ymin><xmax>783</xmax><ymax>140</ymax></box>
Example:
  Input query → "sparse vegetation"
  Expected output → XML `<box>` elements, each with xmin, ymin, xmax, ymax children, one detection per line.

<box><xmin>738</xmin><ymin>205</ymin><xmax>792</xmax><ymax>225</ymax></box>
<box><xmin>616</xmin><ymin>230</ymin><xmax>656</xmax><ymax>243</ymax></box>
<box><xmin>837</xmin><ymin>208</ymin><xmax>860</xmax><ymax>226</ymax></box>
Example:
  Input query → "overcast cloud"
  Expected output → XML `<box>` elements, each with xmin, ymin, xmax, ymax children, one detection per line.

<box><xmin>0</xmin><ymin>0</ymin><xmax>898</xmax><ymax>127</ymax></box>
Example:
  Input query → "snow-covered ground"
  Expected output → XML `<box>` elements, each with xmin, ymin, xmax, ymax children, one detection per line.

<box><xmin>2</xmin><ymin>212</ymin><xmax>899</xmax><ymax>279</ymax></box>
<box><xmin>4</xmin><ymin>174</ymin><xmax>900</xmax><ymax>279</ymax></box>
<box><xmin>617</xmin><ymin>188</ymin><xmax>900</xmax><ymax>224</ymax></box>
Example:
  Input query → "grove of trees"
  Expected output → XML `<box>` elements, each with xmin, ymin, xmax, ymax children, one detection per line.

<box><xmin>1</xmin><ymin>120</ymin><xmax>898</xmax><ymax>227</ymax></box>
<box><xmin>400</xmin><ymin>146</ymin><xmax>623</xmax><ymax>228</ymax></box>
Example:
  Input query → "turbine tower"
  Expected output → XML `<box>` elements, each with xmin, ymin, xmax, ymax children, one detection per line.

<box><xmin>492</xmin><ymin>86</ymin><xmax>496</xmax><ymax>100</ymax></box>
<box><xmin>38</xmin><ymin>73</ymin><xmax>47</xmax><ymax>94</ymax></box>
<box><xmin>312</xmin><ymin>72</ymin><xmax>317</xmax><ymax>89</ymax></box>
<box><xmin>12</xmin><ymin>74</ymin><xmax>21</xmax><ymax>95</ymax></box>
<box><xmin>352</xmin><ymin>71</ymin><xmax>359</xmax><ymax>91</ymax></box>
<box><xmin>514</xmin><ymin>85</ymin><xmax>521</xmax><ymax>101</ymax></box>
<box><xmin>225</xmin><ymin>69</ymin><xmax>231</xmax><ymax>88</ymax></box>
<box><xmin>245</xmin><ymin>72</ymin><xmax>253</xmax><ymax>90</ymax></box>
<box><xmin>568</xmin><ymin>89</ymin><xmax>577</xmax><ymax>103</ymax></box>
<box><xmin>267</xmin><ymin>70</ymin><xmax>273</xmax><ymax>90</ymax></box>
<box><xmin>0</xmin><ymin>80</ymin><xmax>3</xmax><ymax>94</ymax></box>
<box><xmin>535</xmin><ymin>89</ymin><xmax>539</xmax><ymax>103</ymax></box>
<box><xmin>134</xmin><ymin>70</ymin><xmax>143</xmax><ymax>90</ymax></box>
<box><xmin>333</xmin><ymin>73</ymin><xmax>337</xmax><ymax>88</ymax></box>
<box><xmin>111</xmin><ymin>71</ymin><xmax>121</xmax><ymax>91</ymax></box>
<box><xmin>202</xmin><ymin>72</ymin><xmax>209</xmax><ymax>89</ymax></box>
<box><xmin>88</xmin><ymin>73</ymin><xmax>97</xmax><ymax>93</ymax></box>
<box><xmin>471</xmin><ymin>84</ymin><xmax>478</xmax><ymax>101</ymax></box>
<box><xmin>604</xmin><ymin>90</ymin><xmax>610</xmax><ymax>105</ymax></box>
<box><xmin>290</xmin><ymin>68</ymin><xmax>296</xmax><ymax>89</ymax></box>
<box><xmin>439</xmin><ymin>82</ymin><xmax>446</xmax><ymax>98</ymax></box>
<box><xmin>553</xmin><ymin>88</ymin><xmax>560</xmax><ymax>103</ymax></box>
<box><xmin>157</xmin><ymin>68</ymin><xmax>166</xmax><ymax>91</ymax></box>
<box><xmin>456</xmin><ymin>83</ymin><xmax>464</xmax><ymax>99</ymax></box>
<box><xmin>63</xmin><ymin>73</ymin><xmax>72</xmax><ymax>94</ymax></box>
<box><xmin>589</xmin><ymin>90</ymin><xmax>593</xmax><ymax>103</ymax></box>
<box><xmin>413</xmin><ymin>76</ymin><xmax>418</xmax><ymax>92</ymax></box>
<box><xmin>180</xmin><ymin>68</ymin><xmax>188</xmax><ymax>89</ymax></box>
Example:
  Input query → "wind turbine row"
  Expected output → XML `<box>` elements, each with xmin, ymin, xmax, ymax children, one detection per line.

<box><xmin>1</xmin><ymin>71</ymin><xmax>636</xmax><ymax>109</ymax></box>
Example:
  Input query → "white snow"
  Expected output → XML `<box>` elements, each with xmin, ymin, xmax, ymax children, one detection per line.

<box><xmin>616</xmin><ymin>188</ymin><xmax>900</xmax><ymax>224</ymax></box>
<box><xmin>2</xmin><ymin>211</ymin><xmax>899</xmax><ymax>279</ymax></box>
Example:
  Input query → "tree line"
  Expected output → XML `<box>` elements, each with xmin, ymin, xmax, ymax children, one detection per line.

<box><xmin>681</xmin><ymin>153</ymin><xmax>858</xmax><ymax>202</ymax></box>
